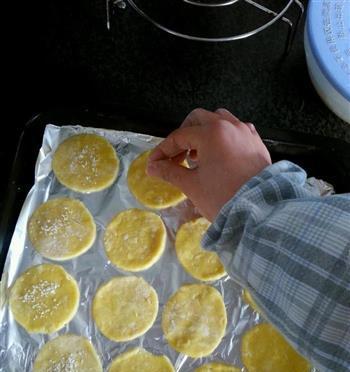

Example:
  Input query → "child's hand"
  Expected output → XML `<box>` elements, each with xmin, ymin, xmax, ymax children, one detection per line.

<box><xmin>147</xmin><ymin>108</ymin><xmax>271</xmax><ymax>221</ymax></box>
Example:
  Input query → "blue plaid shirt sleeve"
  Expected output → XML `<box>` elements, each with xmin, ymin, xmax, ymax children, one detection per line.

<box><xmin>202</xmin><ymin>160</ymin><xmax>350</xmax><ymax>372</ymax></box>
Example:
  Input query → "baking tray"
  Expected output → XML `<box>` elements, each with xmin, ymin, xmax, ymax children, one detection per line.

<box><xmin>1</xmin><ymin>107</ymin><xmax>350</xmax><ymax>277</ymax></box>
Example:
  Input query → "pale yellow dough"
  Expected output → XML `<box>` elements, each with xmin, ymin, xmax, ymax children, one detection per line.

<box><xmin>162</xmin><ymin>284</ymin><xmax>227</xmax><ymax>358</ymax></box>
<box><xmin>104</xmin><ymin>208</ymin><xmax>166</xmax><ymax>271</ymax></box>
<box><xmin>242</xmin><ymin>289</ymin><xmax>261</xmax><ymax>313</ymax></box>
<box><xmin>175</xmin><ymin>218</ymin><xmax>226</xmax><ymax>281</ymax></box>
<box><xmin>109</xmin><ymin>347</ymin><xmax>174</xmax><ymax>372</ymax></box>
<box><xmin>33</xmin><ymin>334</ymin><xmax>102</xmax><ymax>372</ymax></box>
<box><xmin>52</xmin><ymin>133</ymin><xmax>119</xmax><ymax>193</ymax></box>
<box><xmin>195</xmin><ymin>362</ymin><xmax>240</xmax><ymax>372</ymax></box>
<box><xmin>92</xmin><ymin>276</ymin><xmax>158</xmax><ymax>342</ymax></box>
<box><xmin>9</xmin><ymin>264</ymin><xmax>79</xmax><ymax>333</ymax></box>
<box><xmin>241</xmin><ymin>323</ymin><xmax>311</xmax><ymax>372</ymax></box>
<box><xmin>28</xmin><ymin>198</ymin><xmax>96</xmax><ymax>261</ymax></box>
<box><xmin>127</xmin><ymin>150</ymin><xmax>186</xmax><ymax>209</ymax></box>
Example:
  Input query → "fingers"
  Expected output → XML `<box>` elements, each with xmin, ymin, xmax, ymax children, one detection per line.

<box><xmin>215</xmin><ymin>108</ymin><xmax>240</xmax><ymax>124</ymax></box>
<box><xmin>215</xmin><ymin>108</ymin><xmax>257</xmax><ymax>135</ymax></box>
<box><xmin>215</xmin><ymin>108</ymin><xmax>249</xmax><ymax>134</ymax></box>
<box><xmin>188</xmin><ymin>149</ymin><xmax>198</xmax><ymax>161</ymax></box>
<box><xmin>170</xmin><ymin>151</ymin><xmax>188</xmax><ymax>164</ymax></box>
<box><xmin>180</xmin><ymin>108</ymin><xmax>221</xmax><ymax>128</ymax></box>
<box><xmin>149</xmin><ymin>126</ymin><xmax>201</xmax><ymax>162</ymax></box>
<box><xmin>150</xmin><ymin>107</ymin><xmax>259</xmax><ymax>165</ymax></box>
<box><xmin>245</xmin><ymin>122</ymin><xmax>257</xmax><ymax>134</ymax></box>
<box><xmin>147</xmin><ymin>158</ymin><xmax>196</xmax><ymax>194</ymax></box>
<box><xmin>181</xmin><ymin>108</ymin><xmax>255</xmax><ymax>135</ymax></box>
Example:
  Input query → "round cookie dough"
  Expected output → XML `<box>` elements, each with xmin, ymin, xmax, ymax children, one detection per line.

<box><xmin>104</xmin><ymin>208</ymin><xmax>166</xmax><ymax>271</ymax></box>
<box><xmin>52</xmin><ymin>133</ymin><xmax>119</xmax><ymax>193</ymax></box>
<box><xmin>92</xmin><ymin>276</ymin><xmax>158</xmax><ymax>342</ymax></box>
<box><xmin>28</xmin><ymin>198</ymin><xmax>96</xmax><ymax>261</ymax></box>
<box><xmin>33</xmin><ymin>334</ymin><xmax>102</xmax><ymax>372</ymax></box>
<box><xmin>162</xmin><ymin>284</ymin><xmax>227</xmax><ymax>358</ymax></box>
<box><xmin>241</xmin><ymin>323</ymin><xmax>310</xmax><ymax>372</ymax></box>
<box><xmin>109</xmin><ymin>348</ymin><xmax>174</xmax><ymax>372</ymax></box>
<box><xmin>127</xmin><ymin>150</ymin><xmax>186</xmax><ymax>209</ymax></box>
<box><xmin>175</xmin><ymin>218</ymin><xmax>226</xmax><ymax>281</ymax></box>
<box><xmin>195</xmin><ymin>362</ymin><xmax>240</xmax><ymax>372</ymax></box>
<box><xmin>242</xmin><ymin>289</ymin><xmax>261</xmax><ymax>313</ymax></box>
<box><xmin>9</xmin><ymin>264</ymin><xmax>79</xmax><ymax>333</ymax></box>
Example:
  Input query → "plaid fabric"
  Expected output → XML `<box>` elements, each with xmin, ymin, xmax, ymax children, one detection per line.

<box><xmin>203</xmin><ymin>161</ymin><xmax>350</xmax><ymax>372</ymax></box>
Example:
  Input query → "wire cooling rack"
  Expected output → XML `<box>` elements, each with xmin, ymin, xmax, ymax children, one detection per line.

<box><xmin>106</xmin><ymin>0</ymin><xmax>304</xmax><ymax>53</ymax></box>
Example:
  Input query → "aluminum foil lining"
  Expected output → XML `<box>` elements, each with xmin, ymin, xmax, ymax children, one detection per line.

<box><xmin>0</xmin><ymin>124</ymin><xmax>324</xmax><ymax>371</ymax></box>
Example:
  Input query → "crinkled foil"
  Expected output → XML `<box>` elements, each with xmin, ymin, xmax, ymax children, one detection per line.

<box><xmin>0</xmin><ymin>125</ymin><xmax>322</xmax><ymax>372</ymax></box>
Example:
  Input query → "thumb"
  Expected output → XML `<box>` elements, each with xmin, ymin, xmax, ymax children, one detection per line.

<box><xmin>147</xmin><ymin>159</ymin><xmax>195</xmax><ymax>194</ymax></box>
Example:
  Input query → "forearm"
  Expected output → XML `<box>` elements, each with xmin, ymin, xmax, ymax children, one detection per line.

<box><xmin>203</xmin><ymin>161</ymin><xmax>350</xmax><ymax>371</ymax></box>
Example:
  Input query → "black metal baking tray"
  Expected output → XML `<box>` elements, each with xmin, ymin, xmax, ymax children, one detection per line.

<box><xmin>1</xmin><ymin>108</ymin><xmax>349</xmax><ymax>274</ymax></box>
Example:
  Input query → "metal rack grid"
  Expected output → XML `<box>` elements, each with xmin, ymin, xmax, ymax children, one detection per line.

<box><xmin>106</xmin><ymin>0</ymin><xmax>304</xmax><ymax>54</ymax></box>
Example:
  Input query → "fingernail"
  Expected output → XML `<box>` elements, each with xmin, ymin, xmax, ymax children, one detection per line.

<box><xmin>216</xmin><ymin>108</ymin><xmax>228</xmax><ymax>114</ymax></box>
<box><xmin>247</xmin><ymin>123</ymin><xmax>256</xmax><ymax>134</ymax></box>
<box><xmin>189</xmin><ymin>149</ymin><xmax>198</xmax><ymax>161</ymax></box>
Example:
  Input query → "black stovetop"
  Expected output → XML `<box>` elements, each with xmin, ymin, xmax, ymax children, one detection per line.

<box><xmin>4</xmin><ymin>0</ymin><xmax>350</xmax><ymax>206</ymax></box>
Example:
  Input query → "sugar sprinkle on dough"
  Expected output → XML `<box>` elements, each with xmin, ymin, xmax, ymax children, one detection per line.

<box><xmin>52</xmin><ymin>133</ymin><xmax>119</xmax><ymax>193</ymax></box>
<box><xmin>33</xmin><ymin>334</ymin><xmax>102</xmax><ymax>372</ymax></box>
<box><xmin>93</xmin><ymin>276</ymin><xmax>158</xmax><ymax>342</ymax></box>
<box><xmin>127</xmin><ymin>150</ymin><xmax>186</xmax><ymax>209</ymax></box>
<box><xmin>28</xmin><ymin>198</ymin><xmax>96</xmax><ymax>261</ymax></box>
<box><xmin>175</xmin><ymin>218</ymin><xmax>226</xmax><ymax>281</ymax></box>
<box><xmin>195</xmin><ymin>362</ymin><xmax>240</xmax><ymax>372</ymax></box>
<box><xmin>104</xmin><ymin>208</ymin><xmax>166</xmax><ymax>271</ymax></box>
<box><xmin>108</xmin><ymin>347</ymin><xmax>174</xmax><ymax>372</ymax></box>
<box><xmin>9</xmin><ymin>264</ymin><xmax>79</xmax><ymax>333</ymax></box>
<box><xmin>162</xmin><ymin>284</ymin><xmax>227</xmax><ymax>358</ymax></box>
<box><xmin>241</xmin><ymin>323</ymin><xmax>311</xmax><ymax>372</ymax></box>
